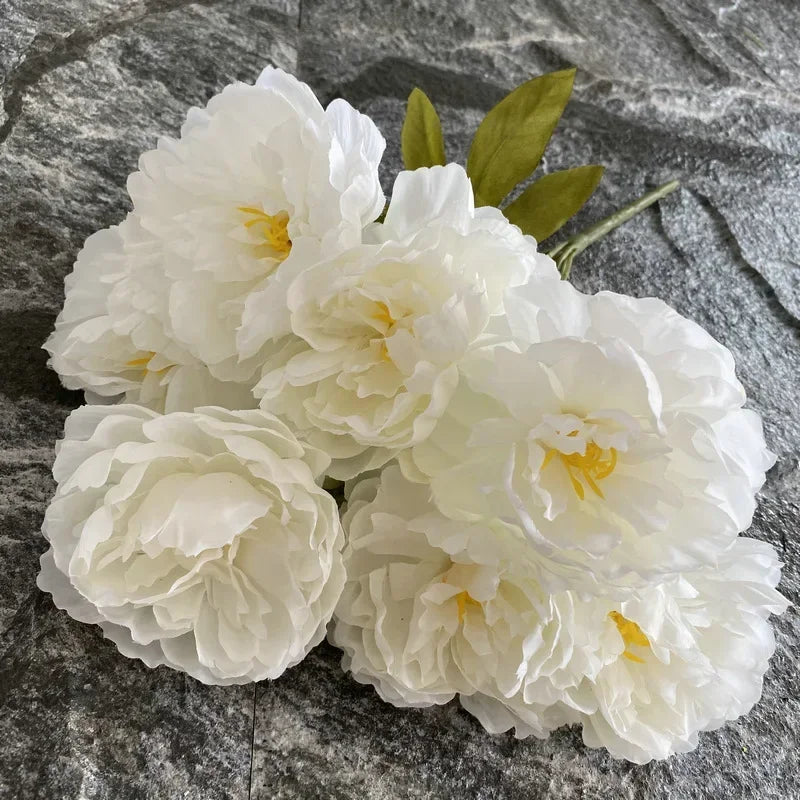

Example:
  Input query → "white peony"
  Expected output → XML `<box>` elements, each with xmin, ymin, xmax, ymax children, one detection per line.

<box><xmin>38</xmin><ymin>404</ymin><xmax>345</xmax><ymax>684</ymax></box>
<box><xmin>331</xmin><ymin>466</ymin><xmax>787</xmax><ymax>762</ymax></box>
<box><xmin>46</xmin><ymin>67</ymin><xmax>385</xmax><ymax>403</ymax></box>
<box><xmin>400</xmin><ymin>276</ymin><xmax>775</xmax><ymax>590</ymax></box>
<box><xmin>44</xmin><ymin>220</ymin><xmax>257</xmax><ymax>412</ymax></box>
<box><xmin>331</xmin><ymin>465</ymin><xmax>586</xmax><ymax>732</ymax></box>
<box><xmin>255</xmin><ymin>164</ymin><xmax>559</xmax><ymax>479</ymax></box>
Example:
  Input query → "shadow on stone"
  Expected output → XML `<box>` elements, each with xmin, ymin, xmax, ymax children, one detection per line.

<box><xmin>0</xmin><ymin>309</ymin><xmax>82</xmax><ymax>406</ymax></box>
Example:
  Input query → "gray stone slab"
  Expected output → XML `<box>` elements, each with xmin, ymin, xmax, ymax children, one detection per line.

<box><xmin>1</xmin><ymin>0</ymin><xmax>798</xmax><ymax>797</ymax></box>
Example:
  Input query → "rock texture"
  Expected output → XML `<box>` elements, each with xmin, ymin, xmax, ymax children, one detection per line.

<box><xmin>0</xmin><ymin>0</ymin><xmax>798</xmax><ymax>797</ymax></box>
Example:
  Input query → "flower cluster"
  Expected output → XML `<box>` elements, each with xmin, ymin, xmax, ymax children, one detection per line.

<box><xmin>41</xmin><ymin>67</ymin><xmax>785</xmax><ymax>763</ymax></box>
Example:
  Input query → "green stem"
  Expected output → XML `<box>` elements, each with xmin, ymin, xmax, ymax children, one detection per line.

<box><xmin>547</xmin><ymin>179</ymin><xmax>680</xmax><ymax>280</ymax></box>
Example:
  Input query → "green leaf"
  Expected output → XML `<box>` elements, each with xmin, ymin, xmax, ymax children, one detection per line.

<box><xmin>503</xmin><ymin>164</ymin><xmax>605</xmax><ymax>242</ymax></box>
<box><xmin>466</xmin><ymin>68</ymin><xmax>576</xmax><ymax>207</ymax></box>
<box><xmin>401</xmin><ymin>88</ymin><xmax>446</xmax><ymax>170</ymax></box>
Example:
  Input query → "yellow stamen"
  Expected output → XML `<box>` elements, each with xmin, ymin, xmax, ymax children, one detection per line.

<box><xmin>593</xmin><ymin>447</ymin><xmax>617</xmax><ymax>480</ymax></box>
<box><xmin>542</xmin><ymin>442</ymin><xmax>618</xmax><ymax>500</ymax></box>
<box><xmin>237</xmin><ymin>206</ymin><xmax>292</xmax><ymax>260</ymax></box>
<box><xmin>371</xmin><ymin>302</ymin><xmax>398</xmax><ymax>364</ymax></box>
<box><xmin>372</xmin><ymin>301</ymin><xmax>395</xmax><ymax>328</ymax></box>
<box><xmin>125</xmin><ymin>352</ymin><xmax>171</xmax><ymax>375</ymax></box>
<box><xmin>456</xmin><ymin>591</ymin><xmax>467</xmax><ymax>622</ymax></box>
<box><xmin>455</xmin><ymin>590</ymin><xmax>480</xmax><ymax>623</ymax></box>
<box><xmin>442</xmin><ymin>573</ymin><xmax>480</xmax><ymax>624</ymax></box>
<box><xmin>609</xmin><ymin>611</ymin><xmax>650</xmax><ymax>664</ymax></box>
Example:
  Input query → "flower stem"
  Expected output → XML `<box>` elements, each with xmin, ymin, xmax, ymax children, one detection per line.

<box><xmin>547</xmin><ymin>179</ymin><xmax>680</xmax><ymax>280</ymax></box>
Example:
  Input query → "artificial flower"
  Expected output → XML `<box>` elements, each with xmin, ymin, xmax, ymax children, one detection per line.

<box><xmin>255</xmin><ymin>164</ymin><xmax>558</xmax><ymax>479</ymax></box>
<box><xmin>38</xmin><ymin>404</ymin><xmax>345</xmax><ymax>684</ymax></box>
<box><xmin>468</xmin><ymin>535</ymin><xmax>787</xmax><ymax>763</ymax></box>
<box><xmin>331</xmin><ymin>465</ymin><xmax>587</xmax><ymax>730</ymax></box>
<box><xmin>331</xmin><ymin>466</ymin><xmax>786</xmax><ymax>762</ymax></box>
<box><xmin>400</xmin><ymin>276</ymin><xmax>774</xmax><ymax>590</ymax></box>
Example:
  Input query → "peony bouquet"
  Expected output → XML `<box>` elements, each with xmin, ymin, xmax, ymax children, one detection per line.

<box><xmin>39</xmin><ymin>66</ymin><xmax>786</xmax><ymax>764</ymax></box>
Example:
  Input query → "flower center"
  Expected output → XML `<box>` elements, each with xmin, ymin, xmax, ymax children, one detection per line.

<box><xmin>542</xmin><ymin>436</ymin><xmax>618</xmax><ymax>500</ymax></box>
<box><xmin>125</xmin><ymin>351</ymin><xmax>170</xmax><ymax>375</ymax></box>
<box><xmin>372</xmin><ymin>301</ymin><xmax>395</xmax><ymax>329</ymax></box>
<box><xmin>370</xmin><ymin>301</ymin><xmax>403</xmax><ymax>363</ymax></box>
<box><xmin>455</xmin><ymin>590</ymin><xmax>480</xmax><ymax>623</ymax></box>
<box><xmin>609</xmin><ymin>611</ymin><xmax>650</xmax><ymax>663</ymax></box>
<box><xmin>442</xmin><ymin>571</ymin><xmax>481</xmax><ymax>624</ymax></box>
<box><xmin>238</xmin><ymin>207</ymin><xmax>292</xmax><ymax>261</ymax></box>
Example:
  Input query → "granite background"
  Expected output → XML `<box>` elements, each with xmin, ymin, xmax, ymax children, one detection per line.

<box><xmin>1</xmin><ymin>0</ymin><xmax>798</xmax><ymax>797</ymax></box>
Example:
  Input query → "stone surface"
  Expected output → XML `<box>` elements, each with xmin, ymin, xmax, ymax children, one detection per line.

<box><xmin>0</xmin><ymin>0</ymin><xmax>798</xmax><ymax>797</ymax></box>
